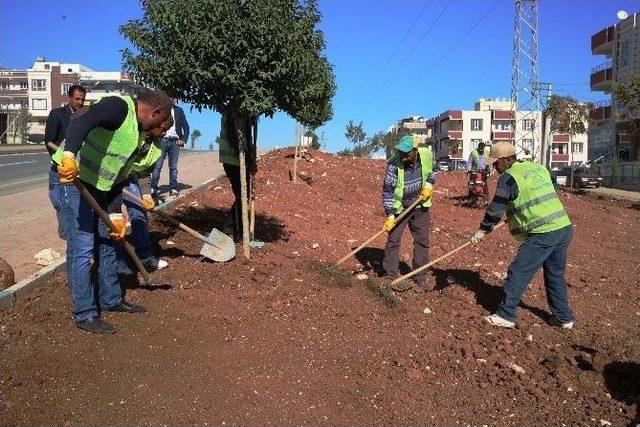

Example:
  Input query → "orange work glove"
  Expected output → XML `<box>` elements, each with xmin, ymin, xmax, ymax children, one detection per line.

<box><xmin>108</xmin><ymin>213</ymin><xmax>126</xmax><ymax>241</ymax></box>
<box><xmin>141</xmin><ymin>194</ymin><xmax>155</xmax><ymax>211</ymax></box>
<box><xmin>420</xmin><ymin>183</ymin><xmax>434</xmax><ymax>201</ymax></box>
<box><xmin>383</xmin><ymin>216</ymin><xmax>395</xmax><ymax>233</ymax></box>
<box><xmin>57</xmin><ymin>152</ymin><xmax>79</xmax><ymax>183</ymax></box>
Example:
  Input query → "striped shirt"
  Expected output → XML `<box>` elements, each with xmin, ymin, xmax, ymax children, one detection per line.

<box><xmin>382</xmin><ymin>154</ymin><xmax>436</xmax><ymax>217</ymax></box>
<box><xmin>480</xmin><ymin>172</ymin><xmax>519</xmax><ymax>232</ymax></box>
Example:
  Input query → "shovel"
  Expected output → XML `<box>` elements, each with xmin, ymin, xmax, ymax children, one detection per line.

<box><xmin>389</xmin><ymin>221</ymin><xmax>507</xmax><ymax>286</ymax></box>
<box><xmin>122</xmin><ymin>188</ymin><xmax>235</xmax><ymax>262</ymax></box>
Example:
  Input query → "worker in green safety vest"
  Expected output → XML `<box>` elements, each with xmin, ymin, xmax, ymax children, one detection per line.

<box><xmin>381</xmin><ymin>135</ymin><xmax>436</xmax><ymax>292</ymax></box>
<box><xmin>470</xmin><ymin>142</ymin><xmax>574</xmax><ymax>330</ymax></box>
<box><xmin>467</xmin><ymin>141</ymin><xmax>490</xmax><ymax>202</ymax></box>
<box><xmin>52</xmin><ymin>88</ymin><xmax>173</xmax><ymax>334</ymax></box>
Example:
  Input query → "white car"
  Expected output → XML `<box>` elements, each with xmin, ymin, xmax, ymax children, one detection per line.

<box><xmin>437</xmin><ymin>161</ymin><xmax>450</xmax><ymax>172</ymax></box>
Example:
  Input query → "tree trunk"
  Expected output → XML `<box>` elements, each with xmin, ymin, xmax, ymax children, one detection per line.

<box><xmin>230</xmin><ymin>108</ymin><xmax>251</xmax><ymax>259</ymax></box>
<box><xmin>292</xmin><ymin>122</ymin><xmax>300</xmax><ymax>182</ymax></box>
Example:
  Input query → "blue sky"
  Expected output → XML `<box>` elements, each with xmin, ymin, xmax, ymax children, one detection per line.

<box><xmin>1</xmin><ymin>0</ymin><xmax>637</xmax><ymax>152</ymax></box>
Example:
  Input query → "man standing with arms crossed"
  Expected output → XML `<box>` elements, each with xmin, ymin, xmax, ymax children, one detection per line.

<box><xmin>45</xmin><ymin>84</ymin><xmax>86</xmax><ymax>238</ymax></box>
<box><xmin>54</xmin><ymin>88</ymin><xmax>172</xmax><ymax>334</ymax></box>
<box><xmin>151</xmin><ymin>100</ymin><xmax>189</xmax><ymax>198</ymax></box>
<box><xmin>470</xmin><ymin>142</ymin><xmax>574</xmax><ymax>329</ymax></box>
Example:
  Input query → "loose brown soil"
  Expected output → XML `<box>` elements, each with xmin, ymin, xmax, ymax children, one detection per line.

<box><xmin>2</xmin><ymin>149</ymin><xmax>639</xmax><ymax>426</ymax></box>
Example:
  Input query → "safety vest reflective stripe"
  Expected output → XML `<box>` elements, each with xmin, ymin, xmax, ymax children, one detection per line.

<box><xmin>510</xmin><ymin>209</ymin><xmax>569</xmax><ymax>236</ymax></box>
<box><xmin>77</xmin><ymin>155</ymin><xmax>119</xmax><ymax>182</ymax></box>
<box><xmin>507</xmin><ymin>191</ymin><xmax>560</xmax><ymax>215</ymax></box>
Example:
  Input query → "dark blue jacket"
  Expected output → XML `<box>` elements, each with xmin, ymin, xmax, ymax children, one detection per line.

<box><xmin>172</xmin><ymin>105</ymin><xmax>190</xmax><ymax>141</ymax></box>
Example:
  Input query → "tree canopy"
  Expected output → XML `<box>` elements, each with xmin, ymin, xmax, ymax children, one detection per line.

<box><xmin>120</xmin><ymin>0</ymin><xmax>336</xmax><ymax>128</ymax></box>
<box><xmin>545</xmin><ymin>95</ymin><xmax>590</xmax><ymax>136</ymax></box>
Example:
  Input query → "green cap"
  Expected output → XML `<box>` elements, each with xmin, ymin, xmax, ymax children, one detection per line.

<box><xmin>394</xmin><ymin>135</ymin><xmax>414</xmax><ymax>153</ymax></box>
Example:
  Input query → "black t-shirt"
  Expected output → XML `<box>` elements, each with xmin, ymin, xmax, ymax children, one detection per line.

<box><xmin>44</xmin><ymin>104</ymin><xmax>74</xmax><ymax>156</ymax></box>
<box><xmin>63</xmin><ymin>97</ymin><xmax>129</xmax><ymax>155</ymax></box>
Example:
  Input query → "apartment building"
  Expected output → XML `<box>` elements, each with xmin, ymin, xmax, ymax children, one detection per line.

<box><xmin>0</xmin><ymin>57</ymin><xmax>134</xmax><ymax>143</ymax></box>
<box><xmin>588</xmin><ymin>12</ymin><xmax>639</xmax><ymax>163</ymax></box>
<box><xmin>427</xmin><ymin>98</ymin><xmax>587</xmax><ymax>170</ymax></box>
<box><xmin>396</xmin><ymin>115</ymin><xmax>432</xmax><ymax>144</ymax></box>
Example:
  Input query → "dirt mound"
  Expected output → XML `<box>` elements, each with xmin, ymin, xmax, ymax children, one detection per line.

<box><xmin>2</xmin><ymin>148</ymin><xmax>639</xmax><ymax>426</ymax></box>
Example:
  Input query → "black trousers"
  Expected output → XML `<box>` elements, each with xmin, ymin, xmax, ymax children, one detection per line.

<box><xmin>223</xmin><ymin>163</ymin><xmax>251</xmax><ymax>239</ymax></box>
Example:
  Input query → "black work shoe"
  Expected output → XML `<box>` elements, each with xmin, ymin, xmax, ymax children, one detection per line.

<box><xmin>104</xmin><ymin>300</ymin><xmax>146</xmax><ymax>313</ymax></box>
<box><xmin>75</xmin><ymin>317</ymin><xmax>116</xmax><ymax>334</ymax></box>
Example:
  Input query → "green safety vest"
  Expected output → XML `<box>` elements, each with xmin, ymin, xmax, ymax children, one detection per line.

<box><xmin>391</xmin><ymin>147</ymin><xmax>433</xmax><ymax>214</ymax></box>
<box><xmin>53</xmin><ymin>95</ymin><xmax>142</xmax><ymax>191</ymax></box>
<box><xmin>119</xmin><ymin>139</ymin><xmax>163</xmax><ymax>179</ymax></box>
<box><xmin>470</xmin><ymin>149</ymin><xmax>487</xmax><ymax>172</ymax></box>
<box><xmin>506</xmin><ymin>161</ymin><xmax>571</xmax><ymax>241</ymax></box>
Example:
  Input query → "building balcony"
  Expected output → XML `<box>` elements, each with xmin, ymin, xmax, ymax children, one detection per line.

<box><xmin>492</xmin><ymin>110</ymin><xmax>514</xmax><ymax>120</ymax></box>
<box><xmin>552</xmin><ymin>134</ymin><xmax>570</xmax><ymax>142</ymax></box>
<box><xmin>591</xmin><ymin>26</ymin><xmax>614</xmax><ymax>56</ymax></box>
<box><xmin>590</xmin><ymin>61</ymin><xmax>613</xmax><ymax>92</ymax></box>
<box><xmin>589</xmin><ymin>104</ymin><xmax>611</xmax><ymax>123</ymax></box>
<box><xmin>551</xmin><ymin>153</ymin><xmax>570</xmax><ymax>162</ymax></box>
<box><xmin>492</xmin><ymin>131</ymin><xmax>512</xmax><ymax>140</ymax></box>
<box><xmin>447</xmin><ymin>130</ymin><xmax>462</xmax><ymax>139</ymax></box>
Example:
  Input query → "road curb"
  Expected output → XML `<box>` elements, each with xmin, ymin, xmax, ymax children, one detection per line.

<box><xmin>0</xmin><ymin>173</ymin><xmax>223</xmax><ymax>311</ymax></box>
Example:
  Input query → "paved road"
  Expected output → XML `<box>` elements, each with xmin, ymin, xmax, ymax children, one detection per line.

<box><xmin>0</xmin><ymin>152</ymin><xmax>52</xmax><ymax>196</ymax></box>
<box><xmin>0</xmin><ymin>149</ymin><xmax>217</xmax><ymax>196</ymax></box>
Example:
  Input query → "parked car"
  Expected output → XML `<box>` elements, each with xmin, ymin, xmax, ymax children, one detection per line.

<box><xmin>554</xmin><ymin>166</ymin><xmax>602</xmax><ymax>188</ymax></box>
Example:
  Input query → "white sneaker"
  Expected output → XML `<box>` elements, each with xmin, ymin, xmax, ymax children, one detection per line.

<box><xmin>484</xmin><ymin>314</ymin><xmax>515</xmax><ymax>329</ymax></box>
<box><xmin>550</xmin><ymin>317</ymin><xmax>574</xmax><ymax>329</ymax></box>
<box><xmin>156</xmin><ymin>259</ymin><xmax>169</xmax><ymax>270</ymax></box>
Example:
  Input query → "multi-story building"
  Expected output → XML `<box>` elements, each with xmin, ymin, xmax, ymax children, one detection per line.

<box><xmin>396</xmin><ymin>115</ymin><xmax>431</xmax><ymax>143</ymax></box>
<box><xmin>427</xmin><ymin>98</ymin><xmax>587</xmax><ymax>170</ymax></box>
<box><xmin>0</xmin><ymin>57</ymin><xmax>134</xmax><ymax>143</ymax></box>
<box><xmin>589</xmin><ymin>12</ymin><xmax>639</xmax><ymax>163</ymax></box>
<box><xmin>0</xmin><ymin>68</ymin><xmax>29</xmax><ymax>143</ymax></box>
<box><xmin>588</xmin><ymin>11</ymin><xmax>639</xmax><ymax>189</ymax></box>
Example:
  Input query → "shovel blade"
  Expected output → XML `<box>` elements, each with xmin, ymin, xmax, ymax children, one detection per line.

<box><xmin>200</xmin><ymin>229</ymin><xmax>236</xmax><ymax>262</ymax></box>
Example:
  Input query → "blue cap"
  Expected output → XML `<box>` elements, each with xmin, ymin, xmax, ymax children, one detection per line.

<box><xmin>394</xmin><ymin>135</ymin><xmax>414</xmax><ymax>153</ymax></box>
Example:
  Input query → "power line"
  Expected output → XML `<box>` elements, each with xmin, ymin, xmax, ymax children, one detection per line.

<box><xmin>354</xmin><ymin>0</ymin><xmax>454</xmax><ymax>120</ymax></box>
<box><xmin>351</xmin><ymin>1</ymin><xmax>432</xmax><ymax>115</ymax></box>
<box><xmin>365</xmin><ymin>0</ymin><xmax>504</xmax><ymax>125</ymax></box>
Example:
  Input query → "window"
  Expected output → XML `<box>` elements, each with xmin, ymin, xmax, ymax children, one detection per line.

<box><xmin>32</xmin><ymin>98</ymin><xmax>47</xmax><ymax>110</ymax></box>
<box><xmin>61</xmin><ymin>83</ymin><xmax>72</xmax><ymax>95</ymax></box>
<box><xmin>552</xmin><ymin>143</ymin><xmax>567</xmax><ymax>154</ymax></box>
<box><xmin>471</xmin><ymin>119</ymin><xmax>483</xmax><ymax>131</ymax></box>
<box><xmin>31</xmin><ymin>79</ymin><xmax>46</xmax><ymax>91</ymax></box>
<box><xmin>572</xmin><ymin>142</ymin><xmax>583</xmax><ymax>154</ymax></box>
<box><xmin>0</xmin><ymin>82</ymin><xmax>8</xmax><ymax>90</ymax></box>
<box><xmin>19</xmin><ymin>81</ymin><xmax>28</xmax><ymax>90</ymax></box>
<box><xmin>471</xmin><ymin>139</ymin><xmax>483</xmax><ymax>149</ymax></box>
<box><xmin>67</xmin><ymin>68</ymin><xmax>73</xmax><ymax>73</ymax></box>
<box><xmin>522</xmin><ymin>119</ymin><xmax>535</xmax><ymax>131</ymax></box>
<box><xmin>494</xmin><ymin>121</ymin><xmax>511</xmax><ymax>131</ymax></box>
<box><xmin>44</xmin><ymin>64</ymin><xmax>50</xmax><ymax>70</ymax></box>
<box><xmin>522</xmin><ymin>139</ymin><xmax>533</xmax><ymax>153</ymax></box>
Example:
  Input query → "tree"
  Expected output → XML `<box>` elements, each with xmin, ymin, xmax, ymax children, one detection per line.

<box><xmin>14</xmin><ymin>102</ymin><xmax>30</xmax><ymax>144</ymax></box>
<box><xmin>190</xmin><ymin>129</ymin><xmax>202</xmax><ymax>149</ymax></box>
<box><xmin>545</xmin><ymin>95</ymin><xmax>591</xmax><ymax>187</ymax></box>
<box><xmin>338</xmin><ymin>123</ymin><xmax>412</xmax><ymax>158</ymax></box>
<box><xmin>345</xmin><ymin>120</ymin><xmax>366</xmax><ymax>145</ymax></box>
<box><xmin>120</xmin><ymin>0</ymin><xmax>336</xmax><ymax>258</ymax></box>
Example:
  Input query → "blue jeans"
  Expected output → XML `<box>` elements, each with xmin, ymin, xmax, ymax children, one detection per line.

<box><xmin>116</xmin><ymin>180</ymin><xmax>154</xmax><ymax>266</ymax></box>
<box><xmin>496</xmin><ymin>225</ymin><xmax>574</xmax><ymax>323</ymax></box>
<box><xmin>48</xmin><ymin>167</ymin><xmax>78</xmax><ymax>239</ymax></box>
<box><xmin>62</xmin><ymin>182</ymin><xmax>122</xmax><ymax>321</ymax></box>
<box><xmin>151</xmin><ymin>137</ymin><xmax>180</xmax><ymax>192</ymax></box>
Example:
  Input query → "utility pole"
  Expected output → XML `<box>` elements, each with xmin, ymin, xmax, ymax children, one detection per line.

<box><xmin>511</xmin><ymin>0</ymin><xmax>541</xmax><ymax>162</ymax></box>
<box><xmin>537</xmin><ymin>81</ymin><xmax>553</xmax><ymax>167</ymax></box>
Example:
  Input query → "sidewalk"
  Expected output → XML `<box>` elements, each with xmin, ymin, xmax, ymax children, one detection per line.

<box><xmin>0</xmin><ymin>150</ymin><xmax>224</xmax><ymax>282</ymax></box>
<box><xmin>0</xmin><ymin>144</ymin><xmax>47</xmax><ymax>155</ymax></box>
<box><xmin>587</xmin><ymin>186</ymin><xmax>640</xmax><ymax>202</ymax></box>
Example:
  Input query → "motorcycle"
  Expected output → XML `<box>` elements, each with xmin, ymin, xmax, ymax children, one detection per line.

<box><xmin>467</xmin><ymin>170</ymin><xmax>488</xmax><ymax>207</ymax></box>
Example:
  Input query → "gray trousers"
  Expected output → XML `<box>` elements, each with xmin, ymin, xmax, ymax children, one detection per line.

<box><xmin>383</xmin><ymin>208</ymin><xmax>430</xmax><ymax>283</ymax></box>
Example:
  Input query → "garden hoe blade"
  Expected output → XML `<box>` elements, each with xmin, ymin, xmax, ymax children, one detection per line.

<box><xmin>200</xmin><ymin>228</ymin><xmax>236</xmax><ymax>262</ymax></box>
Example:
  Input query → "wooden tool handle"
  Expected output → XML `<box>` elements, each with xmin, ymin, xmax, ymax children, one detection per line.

<box><xmin>336</xmin><ymin>195</ymin><xmax>425</xmax><ymax>266</ymax></box>
<box><xmin>389</xmin><ymin>222</ymin><xmax>506</xmax><ymax>286</ymax></box>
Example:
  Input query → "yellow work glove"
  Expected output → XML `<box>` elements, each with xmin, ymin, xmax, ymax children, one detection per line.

<box><xmin>108</xmin><ymin>213</ymin><xmax>127</xmax><ymax>241</ymax></box>
<box><xmin>383</xmin><ymin>216</ymin><xmax>395</xmax><ymax>233</ymax></box>
<box><xmin>141</xmin><ymin>194</ymin><xmax>155</xmax><ymax>211</ymax></box>
<box><xmin>57</xmin><ymin>152</ymin><xmax>79</xmax><ymax>183</ymax></box>
<box><xmin>420</xmin><ymin>183</ymin><xmax>434</xmax><ymax>201</ymax></box>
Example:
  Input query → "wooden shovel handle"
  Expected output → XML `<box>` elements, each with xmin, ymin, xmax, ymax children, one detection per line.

<box><xmin>336</xmin><ymin>195</ymin><xmax>425</xmax><ymax>266</ymax></box>
<box><xmin>389</xmin><ymin>221</ymin><xmax>506</xmax><ymax>286</ymax></box>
